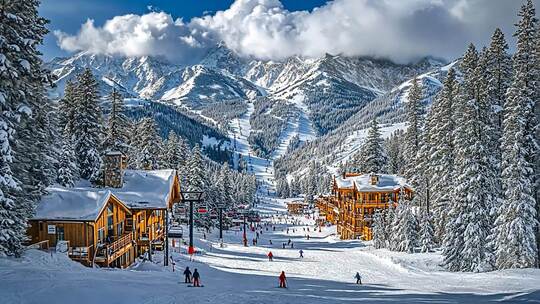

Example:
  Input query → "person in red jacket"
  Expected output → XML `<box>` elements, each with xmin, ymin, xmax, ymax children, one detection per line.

<box><xmin>268</xmin><ymin>251</ymin><xmax>274</xmax><ymax>261</ymax></box>
<box><xmin>279</xmin><ymin>271</ymin><xmax>287</xmax><ymax>288</ymax></box>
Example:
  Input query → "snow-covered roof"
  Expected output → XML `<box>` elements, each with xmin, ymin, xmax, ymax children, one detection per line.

<box><xmin>34</xmin><ymin>185</ymin><xmax>118</xmax><ymax>221</ymax></box>
<box><xmin>33</xmin><ymin>170</ymin><xmax>177</xmax><ymax>221</ymax></box>
<box><xmin>112</xmin><ymin>169</ymin><xmax>177</xmax><ymax>209</ymax></box>
<box><xmin>334</xmin><ymin>173</ymin><xmax>412</xmax><ymax>192</ymax></box>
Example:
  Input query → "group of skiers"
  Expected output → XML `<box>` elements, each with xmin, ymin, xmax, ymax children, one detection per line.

<box><xmin>183</xmin><ymin>266</ymin><xmax>202</xmax><ymax>287</ymax></box>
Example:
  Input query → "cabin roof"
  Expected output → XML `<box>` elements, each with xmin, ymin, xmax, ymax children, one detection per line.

<box><xmin>34</xmin><ymin>186</ymin><xmax>118</xmax><ymax>221</ymax></box>
<box><xmin>112</xmin><ymin>169</ymin><xmax>176</xmax><ymax>209</ymax></box>
<box><xmin>33</xmin><ymin>169</ymin><xmax>177</xmax><ymax>220</ymax></box>
<box><xmin>334</xmin><ymin>173</ymin><xmax>412</xmax><ymax>192</ymax></box>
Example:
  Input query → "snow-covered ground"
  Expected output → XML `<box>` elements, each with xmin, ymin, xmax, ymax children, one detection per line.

<box><xmin>2</xmin><ymin>214</ymin><xmax>540</xmax><ymax>304</ymax></box>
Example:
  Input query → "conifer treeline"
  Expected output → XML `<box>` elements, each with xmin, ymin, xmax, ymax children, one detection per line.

<box><xmin>370</xmin><ymin>1</ymin><xmax>539</xmax><ymax>272</ymax></box>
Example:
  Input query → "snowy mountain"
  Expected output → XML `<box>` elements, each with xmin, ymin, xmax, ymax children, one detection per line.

<box><xmin>47</xmin><ymin>45</ymin><xmax>447</xmax><ymax>170</ymax></box>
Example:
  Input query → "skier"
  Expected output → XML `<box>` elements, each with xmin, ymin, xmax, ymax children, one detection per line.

<box><xmin>282</xmin><ymin>243</ymin><xmax>286</xmax><ymax>249</ymax></box>
<box><xmin>307</xmin><ymin>235</ymin><xmax>310</xmax><ymax>240</ymax></box>
<box><xmin>299</xmin><ymin>249</ymin><xmax>304</xmax><ymax>258</ymax></box>
<box><xmin>355</xmin><ymin>272</ymin><xmax>362</xmax><ymax>285</ymax></box>
<box><xmin>290</xmin><ymin>242</ymin><xmax>294</xmax><ymax>249</ymax></box>
<box><xmin>278</xmin><ymin>271</ymin><xmax>287</xmax><ymax>288</ymax></box>
<box><xmin>287</xmin><ymin>239</ymin><xmax>291</xmax><ymax>245</ymax></box>
<box><xmin>268</xmin><ymin>251</ymin><xmax>274</xmax><ymax>261</ymax></box>
<box><xmin>269</xmin><ymin>240</ymin><xmax>273</xmax><ymax>245</ymax></box>
<box><xmin>183</xmin><ymin>266</ymin><xmax>192</xmax><ymax>283</ymax></box>
<box><xmin>192</xmin><ymin>268</ymin><xmax>201</xmax><ymax>287</ymax></box>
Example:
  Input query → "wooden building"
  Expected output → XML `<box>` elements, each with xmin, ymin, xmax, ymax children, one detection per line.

<box><xmin>286</xmin><ymin>200</ymin><xmax>309</xmax><ymax>214</ymax></box>
<box><xmin>27</xmin><ymin>152</ymin><xmax>182</xmax><ymax>268</ymax></box>
<box><xmin>28</xmin><ymin>190</ymin><xmax>135</xmax><ymax>268</ymax></box>
<box><xmin>331</xmin><ymin>173</ymin><xmax>413</xmax><ymax>240</ymax></box>
<box><xmin>315</xmin><ymin>196</ymin><xmax>338</xmax><ymax>225</ymax></box>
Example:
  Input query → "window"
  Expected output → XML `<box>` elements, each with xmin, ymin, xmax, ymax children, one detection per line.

<box><xmin>108</xmin><ymin>215</ymin><xmax>114</xmax><ymax>237</ymax></box>
<box><xmin>98</xmin><ymin>228</ymin><xmax>105</xmax><ymax>244</ymax></box>
<box><xmin>107</xmin><ymin>203</ymin><xmax>114</xmax><ymax>214</ymax></box>
<box><xmin>116</xmin><ymin>221</ymin><xmax>123</xmax><ymax>236</ymax></box>
<box><xmin>56</xmin><ymin>226</ymin><xmax>65</xmax><ymax>242</ymax></box>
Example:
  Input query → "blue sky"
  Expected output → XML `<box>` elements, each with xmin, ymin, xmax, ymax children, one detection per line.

<box><xmin>39</xmin><ymin>0</ymin><xmax>329</xmax><ymax>60</ymax></box>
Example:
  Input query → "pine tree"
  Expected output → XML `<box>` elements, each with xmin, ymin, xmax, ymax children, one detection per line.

<box><xmin>419</xmin><ymin>209</ymin><xmax>435</xmax><ymax>253</ymax></box>
<box><xmin>58</xmin><ymin>80</ymin><xmax>77</xmax><ymax>137</ymax></box>
<box><xmin>372</xmin><ymin>210</ymin><xmax>386</xmax><ymax>249</ymax></box>
<box><xmin>0</xmin><ymin>0</ymin><xmax>51</xmax><ymax>255</ymax></box>
<box><xmin>403</xmin><ymin>76</ymin><xmax>425</xmax><ymax>207</ymax></box>
<box><xmin>103</xmin><ymin>87</ymin><xmax>131</xmax><ymax>155</ymax></box>
<box><xmin>73</xmin><ymin>68</ymin><xmax>103</xmax><ymax>180</ymax></box>
<box><xmin>384</xmin><ymin>130</ymin><xmax>405</xmax><ymax>174</ymax></box>
<box><xmin>363</xmin><ymin>118</ymin><xmax>387</xmax><ymax>173</ymax></box>
<box><xmin>385</xmin><ymin>200</ymin><xmax>397</xmax><ymax>249</ymax></box>
<box><xmin>57</xmin><ymin>137</ymin><xmax>78</xmax><ymax>187</ymax></box>
<box><xmin>394</xmin><ymin>197</ymin><xmax>418</xmax><ymax>253</ymax></box>
<box><xmin>426</xmin><ymin>68</ymin><xmax>458</xmax><ymax>244</ymax></box>
<box><xmin>186</xmin><ymin>145</ymin><xmax>206</xmax><ymax>192</ymax></box>
<box><xmin>495</xmin><ymin>0</ymin><xmax>538</xmax><ymax>269</ymax></box>
<box><xmin>443</xmin><ymin>44</ymin><xmax>495</xmax><ymax>272</ymax></box>
<box><xmin>218</xmin><ymin>163</ymin><xmax>233</xmax><ymax>208</ymax></box>
<box><xmin>134</xmin><ymin>117</ymin><xmax>161</xmax><ymax>170</ymax></box>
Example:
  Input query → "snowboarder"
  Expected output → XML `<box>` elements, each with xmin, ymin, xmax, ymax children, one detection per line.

<box><xmin>355</xmin><ymin>272</ymin><xmax>362</xmax><ymax>285</ymax></box>
<box><xmin>183</xmin><ymin>267</ymin><xmax>192</xmax><ymax>283</ymax></box>
<box><xmin>268</xmin><ymin>251</ymin><xmax>274</xmax><ymax>261</ymax></box>
<box><xmin>192</xmin><ymin>269</ymin><xmax>201</xmax><ymax>287</ymax></box>
<box><xmin>299</xmin><ymin>249</ymin><xmax>304</xmax><ymax>258</ymax></box>
<box><xmin>279</xmin><ymin>271</ymin><xmax>287</xmax><ymax>288</ymax></box>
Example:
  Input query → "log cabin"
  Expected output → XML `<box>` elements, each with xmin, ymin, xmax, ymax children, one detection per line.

<box><xmin>27</xmin><ymin>152</ymin><xmax>182</xmax><ymax>267</ymax></box>
<box><xmin>332</xmin><ymin>173</ymin><xmax>413</xmax><ymax>240</ymax></box>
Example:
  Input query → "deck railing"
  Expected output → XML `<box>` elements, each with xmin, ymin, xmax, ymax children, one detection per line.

<box><xmin>69</xmin><ymin>245</ymin><xmax>94</xmax><ymax>260</ymax></box>
<box><xmin>26</xmin><ymin>240</ymin><xmax>49</xmax><ymax>251</ymax></box>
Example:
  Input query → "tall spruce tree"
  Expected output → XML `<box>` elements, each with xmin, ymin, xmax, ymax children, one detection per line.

<box><xmin>73</xmin><ymin>68</ymin><xmax>103</xmax><ymax>180</ymax></box>
<box><xmin>403</xmin><ymin>76</ymin><xmax>424</xmax><ymax>190</ymax></box>
<box><xmin>372</xmin><ymin>210</ymin><xmax>386</xmax><ymax>249</ymax></box>
<box><xmin>495</xmin><ymin>0</ymin><xmax>538</xmax><ymax>269</ymax></box>
<box><xmin>56</xmin><ymin>137</ymin><xmax>78</xmax><ymax>187</ymax></box>
<box><xmin>58</xmin><ymin>80</ymin><xmax>77</xmax><ymax>137</ymax></box>
<box><xmin>103</xmin><ymin>87</ymin><xmax>131</xmax><ymax>155</ymax></box>
<box><xmin>363</xmin><ymin>118</ymin><xmax>387</xmax><ymax>173</ymax></box>
<box><xmin>186</xmin><ymin>145</ymin><xmax>206</xmax><ymax>192</ymax></box>
<box><xmin>0</xmin><ymin>0</ymin><xmax>51</xmax><ymax>255</ymax></box>
<box><xmin>419</xmin><ymin>209</ymin><xmax>435</xmax><ymax>253</ymax></box>
<box><xmin>426</xmin><ymin>68</ymin><xmax>458</xmax><ymax>243</ymax></box>
<box><xmin>134</xmin><ymin>117</ymin><xmax>161</xmax><ymax>170</ymax></box>
<box><xmin>443</xmin><ymin>44</ymin><xmax>496</xmax><ymax>272</ymax></box>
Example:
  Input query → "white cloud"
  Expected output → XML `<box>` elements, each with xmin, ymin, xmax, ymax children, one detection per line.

<box><xmin>54</xmin><ymin>0</ymin><xmax>539</xmax><ymax>64</ymax></box>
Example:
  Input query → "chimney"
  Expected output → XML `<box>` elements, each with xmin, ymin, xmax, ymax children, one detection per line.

<box><xmin>370</xmin><ymin>173</ymin><xmax>379</xmax><ymax>186</ymax></box>
<box><xmin>104</xmin><ymin>151</ymin><xmax>125</xmax><ymax>188</ymax></box>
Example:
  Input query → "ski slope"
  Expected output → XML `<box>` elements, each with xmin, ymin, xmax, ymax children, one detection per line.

<box><xmin>2</xmin><ymin>214</ymin><xmax>539</xmax><ymax>304</ymax></box>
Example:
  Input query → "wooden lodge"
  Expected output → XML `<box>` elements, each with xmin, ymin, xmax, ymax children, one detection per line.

<box><xmin>315</xmin><ymin>196</ymin><xmax>338</xmax><ymax>225</ymax></box>
<box><xmin>27</xmin><ymin>152</ymin><xmax>182</xmax><ymax>268</ymax></box>
<box><xmin>286</xmin><ymin>200</ymin><xmax>309</xmax><ymax>214</ymax></box>
<box><xmin>325</xmin><ymin>172</ymin><xmax>413</xmax><ymax>240</ymax></box>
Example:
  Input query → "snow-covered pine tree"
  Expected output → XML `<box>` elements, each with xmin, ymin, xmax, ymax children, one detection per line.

<box><xmin>162</xmin><ymin>131</ymin><xmax>182</xmax><ymax>170</ymax></box>
<box><xmin>186</xmin><ymin>145</ymin><xmax>206</xmax><ymax>192</ymax></box>
<box><xmin>372</xmin><ymin>209</ymin><xmax>386</xmax><ymax>249</ymax></box>
<box><xmin>443</xmin><ymin>44</ymin><xmax>496</xmax><ymax>272</ymax></box>
<box><xmin>384</xmin><ymin>130</ymin><xmax>405</xmax><ymax>175</ymax></box>
<box><xmin>403</xmin><ymin>76</ymin><xmax>424</xmax><ymax>195</ymax></box>
<box><xmin>57</xmin><ymin>137</ymin><xmax>78</xmax><ymax>187</ymax></box>
<box><xmin>495</xmin><ymin>0</ymin><xmax>538</xmax><ymax>269</ymax></box>
<box><xmin>103</xmin><ymin>87</ymin><xmax>131</xmax><ymax>155</ymax></box>
<box><xmin>58</xmin><ymin>80</ymin><xmax>77</xmax><ymax>137</ymax></box>
<box><xmin>426</xmin><ymin>68</ymin><xmax>458</xmax><ymax>244</ymax></box>
<box><xmin>0</xmin><ymin>0</ymin><xmax>52</xmax><ymax>255</ymax></box>
<box><xmin>73</xmin><ymin>68</ymin><xmax>103</xmax><ymax>180</ymax></box>
<box><xmin>384</xmin><ymin>200</ymin><xmax>396</xmax><ymax>249</ymax></box>
<box><xmin>394</xmin><ymin>196</ymin><xmax>418</xmax><ymax>253</ymax></box>
<box><xmin>535</xmin><ymin>8</ymin><xmax>540</xmax><ymax>266</ymax></box>
<box><xmin>218</xmin><ymin>163</ymin><xmax>233</xmax><ymax>209</ymax></box>
<box><xmin>419</xmin><ymin>208</ymin><xmax>435</xmax><ymax>253</ymax></box>
<box><xmin>134</xmin><ymin>117</ymin><xmax>161</xmax><ymax>170</ymax></box>
<box><xmin>363</xmin><ymin>118</ymin><xmax>387</xmax><ymax>173</ymax></box>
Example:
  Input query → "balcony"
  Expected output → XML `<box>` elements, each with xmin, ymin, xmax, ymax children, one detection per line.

<box><xmin>95</xmin><ymin>233</ymin><xmax>133</xmax><ymax>265</ymax></box>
